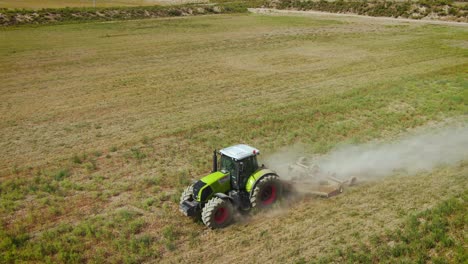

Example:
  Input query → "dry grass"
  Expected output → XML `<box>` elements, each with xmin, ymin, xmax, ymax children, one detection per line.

<box><xmin>0</xmin><ymin>13</ymin><xmax>467</xmax><ymax>263</ymax></box>
<box><xmin>0</xmin><ymin>0</ymin><xmax>207</xmax><ymax>9</ymax></box>
<box><xmin>168</xmin><ymin>164</ymin><xmax>467</xmax><ymax>263</ymax></box>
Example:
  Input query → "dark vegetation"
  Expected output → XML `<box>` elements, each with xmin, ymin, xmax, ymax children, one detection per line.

<box><xmin>1</xmin><ymin>0</ymin><xmax>466</xmax><ymax>26</ymax></box>
<box><xmin>268</xmin><ymin>0</ymin><xmax>468</xmax><ymax>21</ymax></box>
<box><xmin>0</xmin><ymin>1</ymin><xmax>264</xmax><ymax>26</ymax></box>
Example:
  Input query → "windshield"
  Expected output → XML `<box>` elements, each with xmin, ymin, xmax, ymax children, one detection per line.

<box><xmin>220</xmin><ymin>155</ymin><xmax>235</xmax><ymax>174</ymax></box>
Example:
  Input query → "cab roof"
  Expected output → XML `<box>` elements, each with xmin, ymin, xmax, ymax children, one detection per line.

<box><xmin>219</xmin><ymin>144</ymin><xmax>260</xmax><ymax>161</ymax></box>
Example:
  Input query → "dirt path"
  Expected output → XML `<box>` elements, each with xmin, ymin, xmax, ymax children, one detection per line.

<box><xmin>249</xmin><ymin>8</ymin><xmax>468</xmax><ymax>27</ymax></box>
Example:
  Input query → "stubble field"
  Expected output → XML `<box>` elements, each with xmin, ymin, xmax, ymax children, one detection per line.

<box><xmin>0</xmin><ymin>12</ymin><xmax>467</xmax><ymax>263</ymax></box>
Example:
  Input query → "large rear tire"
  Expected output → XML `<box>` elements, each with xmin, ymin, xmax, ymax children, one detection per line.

<box><xmin>201</xmin><ymin>197</ymin><xmax>233</xmax><ymax>229</ymax></box>
<box><xmin>250</xmin><ymin>174</ymin><xmax>282</xmax><ymax>209</ymax></box>
<box><xmin>179</xmin><ymin>185</ymin><xmax>193</xmax><ymax>204</ymax></box>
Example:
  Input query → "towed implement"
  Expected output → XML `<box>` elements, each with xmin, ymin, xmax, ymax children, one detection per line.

<box><xmin>179</xmin><ymin>144</ymin><xmax>356</xmax><ymax>229</ymax></box>
<box><xmin>285</xmin><ymin>157</ymin><xmax>357</xmax><ymax>198</ymax></box>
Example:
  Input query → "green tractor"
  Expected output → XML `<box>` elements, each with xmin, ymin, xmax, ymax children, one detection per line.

<box><xmin>179</xmin><ymin>144</ymin><xmax>282</xmax><ymax>228</ymax></box>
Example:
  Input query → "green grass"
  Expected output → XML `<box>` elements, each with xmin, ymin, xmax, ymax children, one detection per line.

<box><xmin>0</xmin><ymin>12</ymin><xmax>467</xmax><ymax>263</ymax></box>
<box><xmin>315</xmin><ymin>190</ymin><xmax>468</xmax><ymax>263</ymax></box>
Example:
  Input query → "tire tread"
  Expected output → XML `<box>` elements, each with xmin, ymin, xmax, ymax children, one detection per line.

<box><xmin>250</xmin><ymin>174</ymin><xmax>281</xmax><ymax>208</ymax></box>
<box><xmin>202</xmin><ymin>197</ymin><xmax>233</xmax><ymax>229</ymax></box>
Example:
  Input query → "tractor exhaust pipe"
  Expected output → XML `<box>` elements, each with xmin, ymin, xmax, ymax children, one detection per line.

<box><xmin>212</xmin><ymin>149</ymin><xmax>217</xmax><ymax>172</ymax></box>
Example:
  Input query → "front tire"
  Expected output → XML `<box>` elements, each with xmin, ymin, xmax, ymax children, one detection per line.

<box><xmin>179</xmin><ymin>185</ymin><xmax>193</xmax><ymax>204</ymax></box>
<box><xmin>250</xmin><ymin>174</ymin><xmax>282</xmax><ymax>209</ymax></box>
<box><xmin>201</xmin><ymin>197</ymin><xmax>234</xmax><ymax>229</ymax></box>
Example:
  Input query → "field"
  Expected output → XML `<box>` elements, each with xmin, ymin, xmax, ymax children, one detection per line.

<box><xmin>1</xmin><ymin>12</ymin><xmax>467</xmax><ymax>263</ymax></box>
<box><xmin>0</xmin><ymin>0</ymin><xmax>206</xmax><ymax>9</ymax></box>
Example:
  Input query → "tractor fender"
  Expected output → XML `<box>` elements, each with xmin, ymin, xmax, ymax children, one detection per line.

<box><xmin>245</xmin><ymin>169</ymin><xmax>278</xmax><ymax>196</ymax></box>
<box><xmin>214</xmin><ymin>193</ymin><xmax>234</xmax><ymax>202</ymax></box>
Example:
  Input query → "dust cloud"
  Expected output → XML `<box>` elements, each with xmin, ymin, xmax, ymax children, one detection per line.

<box><xmin>264</xmin><ymin>124</ymin><xmax>468</xmax><ymax>181</ymax></box>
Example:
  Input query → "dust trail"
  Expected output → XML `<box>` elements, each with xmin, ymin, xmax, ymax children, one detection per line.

<box><xmin>264</xmin><ymin>124</ymin><xmax>468</xmax><ymax>181</ymax></box>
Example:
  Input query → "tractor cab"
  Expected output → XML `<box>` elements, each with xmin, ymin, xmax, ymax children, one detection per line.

<box><xmin>219</xmin><ymin>144</ymin><xmax>260</xmax><ymax>191</ymax></box>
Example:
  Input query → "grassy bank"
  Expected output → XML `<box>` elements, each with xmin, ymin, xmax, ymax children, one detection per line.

<box><xmin>0</xmin><ymin>1</ymin><xmax>263</xmax><ymax>26</ymax></box>
<box><xmin>268</xmin><ymin>0</ymin><xmax>468</xmax><ymax>22</ymax></box>
<box><xmin>1</xmin><ymin>13</ymin><xmax>467</xmax><ymax>263</ymax></box>
<box><xmin>0</xmin><ymin>0</ymin><xmax>209</xmax><ymax>9</ymax></box>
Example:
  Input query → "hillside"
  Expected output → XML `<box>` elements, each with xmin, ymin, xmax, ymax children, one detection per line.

<box><xmin>0</xmin><ymin>11</ymin><xmax>467</xmax><ymax>263</ymax></box>
<box><xmin>0</xmin><ymin>0</ymin><xmax>207</xmax><ymax>9</ymax></box>
<box><xmin>1</xmin><ymin>0</ymin><xmax>466</xmax><ymax>26</ymax></box>
<box><xmin>267</xmin><ymin>0</ymin><xmax>468</xmax><ymax>22</ymax></box>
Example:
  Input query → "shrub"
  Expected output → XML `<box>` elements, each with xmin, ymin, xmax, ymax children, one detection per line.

<box><xmin>168</xmin><ymin>9</ymin><xmax>183</xmax><ymax>16</ymax></box>
<box><xmin>84</xmin><ymin>160</ymin><xmax>97</xmax><ymax>172</ymax></box>
<box><xmin>130</xmin><ymin>147</ymin><xmax>146</xmax><ymax>161</ymax></box>
<box><xmin>110</xmin><ymin>146</ymin><xmax>118</xmax><ymax>152</ymax></box>
<box><xmin>54</xmin><ymin>169</ymin><xmax>70</xmax><ymax>181</ymax></box>
<box><xmin>72</xmin><ymin>154</ymin><xmax>82</xmax><ymax>164</ymax></box>
<box><xmin>270</xmin><ymin>0</ymin><xmax>463</xmax><ymax>20</ymax></box>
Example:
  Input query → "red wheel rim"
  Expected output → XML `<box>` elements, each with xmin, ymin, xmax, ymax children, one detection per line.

<box><xmin>214</xmin><ymin>207</ymin><xmax>228</xmax><ymax>224</ymax></box>
<box><xmin>261</xmin><ymin>185</ymin><xmax>277</xmax><ymax>205</ymax></box>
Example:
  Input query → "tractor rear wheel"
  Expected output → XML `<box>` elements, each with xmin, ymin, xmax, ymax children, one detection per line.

<box><xmin>201</xmin><ymin>197</ymin><xmax>233</xmax><ymax>229</ymax></box>
<box><xmin>250</xmin><ymin>174</ymin><xmax>282</xmax><ymax>209</ymax></box>
<box><xmin>179</xmin><ymin>185</ymin><xmax>193</xmax><ymax>204</ymax></box>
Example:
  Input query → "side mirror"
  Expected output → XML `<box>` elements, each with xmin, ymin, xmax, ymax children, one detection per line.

<box><xmin>239</xmin><ymin>162</ymin><xmax>244</xmax><ymax>172</ymax></box>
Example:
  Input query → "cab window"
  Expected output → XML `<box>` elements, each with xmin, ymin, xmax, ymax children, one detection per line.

<box><xmin>220</xmin><ymin>155</ymin><xmax>235</xmax><ymax>173</ymax></box>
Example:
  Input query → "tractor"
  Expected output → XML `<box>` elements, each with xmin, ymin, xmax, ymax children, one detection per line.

<box><xmin>179</xmin><ymin>144</ymin><xmax>282</xmax><ymax>229</ymax></box>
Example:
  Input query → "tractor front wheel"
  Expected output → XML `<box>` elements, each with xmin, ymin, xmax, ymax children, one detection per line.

<box><xmin>250</xmin><ymin>174</ymin><xmax>282</xmax><ymax>209</ymax></box>
<box><xmin>179</xmin><ymin>185</ymin><xmax>194</xmax><ymax>204</ymax></box>
<box><xmin>201</xmin><ymin>197</ymin><xmax>233</xmax><ymax>229</ymax></box>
